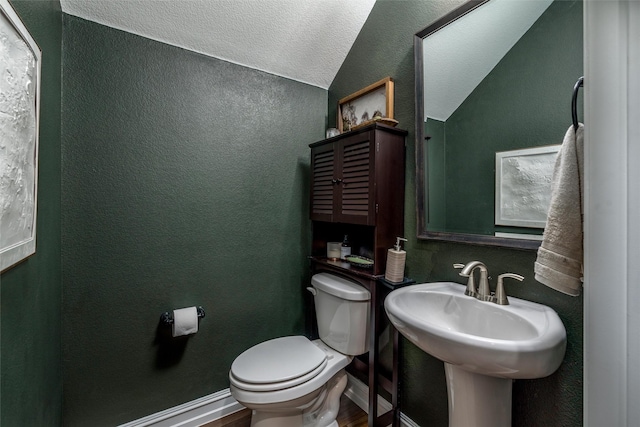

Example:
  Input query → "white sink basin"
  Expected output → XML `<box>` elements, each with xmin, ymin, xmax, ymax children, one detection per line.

<box><xmin>384</xmin><ymin>282</ymin><xmax>566</xmax><ymax>379</ymax></box>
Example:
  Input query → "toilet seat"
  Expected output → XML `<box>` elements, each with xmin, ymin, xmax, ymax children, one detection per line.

<box><xmin>230</xmin><ymin>338</ymin><xmax>351</xmax><ymax>406</ymax></box>
<box><xmin>230</xmin><ymin>336</ymin><xmax>328</xmax><ymax>392</ymax></box>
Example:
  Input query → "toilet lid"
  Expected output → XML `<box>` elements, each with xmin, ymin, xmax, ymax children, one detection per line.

<box><xmin>230</xmin><ymin>336</ymin><xmax>327</xmax><ymax>386</ymax></box>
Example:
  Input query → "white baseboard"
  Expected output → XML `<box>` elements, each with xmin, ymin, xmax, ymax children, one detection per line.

<box><xmin>344</xmin><ymin>373</ymin><xmax>420</xmax><ymax>427</ymax></box>
<box><xmin>117</xmin><ymin>388</ymin><xmax>244</xmax><ymax>427</ymax></box>
<box><xmin>343</xmin><ymin>372</ymin><xmax>393</xmax><ymax>415</ymax></box>
<box><xmin>118</xmin><ymin>374</ymin><xmax>419</xmax><ymax>427</ymax></box>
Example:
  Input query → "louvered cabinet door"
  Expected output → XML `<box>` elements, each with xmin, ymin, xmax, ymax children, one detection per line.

<box><xmin>310</xmin><ymin>143</ymin><xmax>336</xmax><ymax>222</ymax></box>
<box><xmin>336</xmin><ymin>132</ymin><xmax>375</xmax><ymax>225</ymax></box>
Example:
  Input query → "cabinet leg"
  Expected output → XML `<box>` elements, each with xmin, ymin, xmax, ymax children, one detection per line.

<box><xmin>368</xmin><ymin>281</ymin><xmax>380</xmax><ymax>427</ymax></box>
<box><xmin>391</xmin><ymin>326</ymin><xmax>400</xmax><ymax>427</ymax></box>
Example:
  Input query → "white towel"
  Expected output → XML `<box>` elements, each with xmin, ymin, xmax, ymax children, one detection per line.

<box><xmin>534</xmin><ymin>124</ymin><xmax>584</xmax><ymax>296</ymax></box>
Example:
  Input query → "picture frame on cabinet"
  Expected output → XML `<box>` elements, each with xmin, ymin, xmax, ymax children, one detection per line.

<box><xmin>337</xmin><ymin>77</ymin><xmax>396</xmax><ymax>133</ymax></box>
<box><xmin>0</xmin><ymin>0</ymin><xmax>42</xmax><ymax>272</ymax></box>
<box><xmin>495</xmin><ymin>145</ymin><xmax>560</xmax><ymax>229</ymax></box>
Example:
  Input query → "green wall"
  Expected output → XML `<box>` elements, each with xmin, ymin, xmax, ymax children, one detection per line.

<box><xmin>1</xmin><ymin>0</ymin><xmax>63</xmax><ymax>425</ymax></box>
<box><xmin>425</xmin><ymin>118</ymin><xmax>446</xmax><ymax>231</ymax></box>
<box><xmin>61</xmin><ymin>16</ymin><xmax>326</xmax><ymax>426</ymax></box>
<box><xmin>329</xmin><ymin>1</ymin><xmax>583</xmax><ymax>426</ymax></box>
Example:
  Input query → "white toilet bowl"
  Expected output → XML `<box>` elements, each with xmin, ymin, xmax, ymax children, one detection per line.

<box><xmin>229</xmin><ymin>273</ymin><xmax>371</xmax><ymax>427</ymax></box>
<box><xmin>230</xmin><ymin>337</ymin><xmax>352</xmax><ymax>427</ymax></box>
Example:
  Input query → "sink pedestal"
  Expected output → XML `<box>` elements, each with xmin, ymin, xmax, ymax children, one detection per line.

<box><xmin>445</xmin><ymin>364</ymin><xmax>512</xmax><ymax>427</ymax></box>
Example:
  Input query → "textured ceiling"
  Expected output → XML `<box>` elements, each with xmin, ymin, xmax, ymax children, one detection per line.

<box><xmin>60</xmin><ymin>0</ymin><xmax>376</xmax><ymax>89</ymax></box>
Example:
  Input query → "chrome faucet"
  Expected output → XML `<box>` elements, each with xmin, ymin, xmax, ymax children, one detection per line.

<box><xmin>455</xmin><ymin>262</ymin><xmax>525</xmax><ymax>305</ymax></box>
<box><xmin>495</xmin><ymin>273</ymin><xmax>525</xmax><ymax>305</ymax></box>
<box><xmin>455</xmin><ymin>261</ymin><xmax>494</xmax><ymax>302</ymax></box>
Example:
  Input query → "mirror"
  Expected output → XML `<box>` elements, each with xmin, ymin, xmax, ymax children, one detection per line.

<box><xmin>415</xmin><ymin>0</ymin><xmax>583</xmax><ymax>249</ymax></box>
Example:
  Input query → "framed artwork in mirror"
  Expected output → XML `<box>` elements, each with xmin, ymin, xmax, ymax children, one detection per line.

<box><xmin>495</xmin><ymin>145</ymin><xmax>560</xmax><ymax>229</ymax></box>
<box><xmin>0</xmin><ymin>0</ymin><xmax>42</xmax><ymax>272</ymax></box>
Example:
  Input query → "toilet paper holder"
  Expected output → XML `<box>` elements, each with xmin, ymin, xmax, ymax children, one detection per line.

<box><xmin>160</xmin><ymin>306</ymin><xmax>206</xmax><ymax>325</ymax></box>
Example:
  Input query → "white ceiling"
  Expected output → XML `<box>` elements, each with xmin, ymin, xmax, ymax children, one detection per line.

<box><xmin>59</xmin><ymin>0</ymin><xmax>377</xmax><ymax>89</ymax></box>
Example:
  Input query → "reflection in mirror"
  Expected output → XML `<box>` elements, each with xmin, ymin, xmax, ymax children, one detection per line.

<box><xmin>415</xmin><ymin>0</ymin><xmax>583</xmax><ymax>249</ymax></box>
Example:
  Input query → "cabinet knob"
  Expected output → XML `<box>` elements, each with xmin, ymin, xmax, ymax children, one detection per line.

<box><xmin>332</xmin><ymin>179</ymin><xmax>343</xmax><ymax>185</ymax></box>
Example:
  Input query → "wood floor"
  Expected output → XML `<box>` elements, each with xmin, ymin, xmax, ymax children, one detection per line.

<box><xmin>201</xmin><ymin>395</ymin><xmax>368</xmax><ymax>427</ymax></box>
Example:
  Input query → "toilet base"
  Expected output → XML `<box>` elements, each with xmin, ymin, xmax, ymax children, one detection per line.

<box><xmin>246</xmin><ymin>370</ymin><xmax>347</xmax><ymax>427</ymax></box>
<box><xmin>251</xmin><ymin>415</ymin><xmax>338</xmax><ymax>427</ymax></box>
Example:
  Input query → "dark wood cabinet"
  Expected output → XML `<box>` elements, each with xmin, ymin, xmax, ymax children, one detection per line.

<box><xmin>309</xmin><ymin>123</ymin><xmax>409</xmax><ymax>427</ymax></box>
<box><xmin>309</xmin><ymin>123</ymin><xmax>407</xmax><ymax>275</ymax></box>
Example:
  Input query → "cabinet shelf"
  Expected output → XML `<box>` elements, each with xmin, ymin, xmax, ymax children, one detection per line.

<box><xmin>308</xmin><ymin>256</ymin><xmax>382</xmax><ymax>281</ymax></box>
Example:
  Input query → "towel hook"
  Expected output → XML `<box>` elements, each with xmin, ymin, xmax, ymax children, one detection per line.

<box><xmin>571</xmin><ymin>76</ymin><xmax>584</xmax><ymax>130</ymax></box>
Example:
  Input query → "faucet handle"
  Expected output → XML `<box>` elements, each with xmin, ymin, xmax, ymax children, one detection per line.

<box><xmin>495</xmin><ymin>273</ymin><xmax>524</xmax><ymax>305</ymax></box>
<box><xmin>454</xmin><ymin>263</ymin><xmax>477</xmax><ymax>297</ymax></box>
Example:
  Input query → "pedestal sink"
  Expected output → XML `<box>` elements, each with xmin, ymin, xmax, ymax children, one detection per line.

<box><xmin>384</xmin><ymin>282</ymin><xmax>566</xmax><ymax>427</ymax></box>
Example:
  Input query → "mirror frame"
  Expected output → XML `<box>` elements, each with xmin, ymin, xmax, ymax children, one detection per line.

<box><xmin>414</xmin><ymin>0</ymin><xmax>541</xmax><ymax>250</ymax></box>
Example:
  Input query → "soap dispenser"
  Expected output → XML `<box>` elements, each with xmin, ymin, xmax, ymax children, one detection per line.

<box><xmin>340</xmin><ymin>235</ymin><xmax>352</xmax><ymax>260</ymax></box>
<box><xmin>385</xmin><ymin>237</ymin><xmax>408</xmax><ymax>283</ymax></box>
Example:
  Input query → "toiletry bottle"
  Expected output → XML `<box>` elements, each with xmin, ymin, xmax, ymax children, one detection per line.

<box><xmin>385</xmin><ymin>237</ymin><xmax>408</xmax><ymax>283</ymax></box>
<box><xmin>341</xmin><ymin>235</ymin><xmax>352</xmax><ymax>260</ymax></box>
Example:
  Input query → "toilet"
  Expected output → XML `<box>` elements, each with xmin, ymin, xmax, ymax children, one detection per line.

<box><xmin>229</xmin><ymin>272</ymin><xmax>371</xmax><ymax>427</ymax></box>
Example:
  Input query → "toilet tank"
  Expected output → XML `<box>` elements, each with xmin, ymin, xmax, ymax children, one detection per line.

<box><xmin>310</xmin><ymin>273</ymin><xmax>370</xmax><ymax>355</ymax></box>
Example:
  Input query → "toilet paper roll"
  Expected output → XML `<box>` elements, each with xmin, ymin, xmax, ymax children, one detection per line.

<box><xmin>172</xmin><ymin>306</ymin><xmax>199</xmax><ymax>337</ymax></box>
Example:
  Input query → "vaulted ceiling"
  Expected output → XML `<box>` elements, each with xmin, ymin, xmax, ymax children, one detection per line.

<box><xmin>60</xmin><ymin>0</ymin><xmax>377</xmax><ymax>89</ymax></box>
